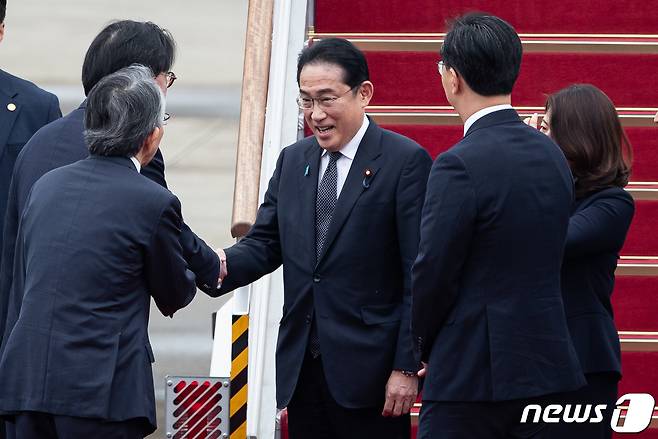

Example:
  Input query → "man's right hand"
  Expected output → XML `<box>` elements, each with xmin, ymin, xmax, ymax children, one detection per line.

<box><xmin>216</xmin><ymin>248</ymin><xmax>227</xmax><ymax>284</ymax></box>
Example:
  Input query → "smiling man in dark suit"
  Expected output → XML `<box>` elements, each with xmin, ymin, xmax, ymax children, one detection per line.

<box><xmin>214</xmin><ymin>38</ymin><xmax>432</xmax><ymax>439</ymax></box>
<box><xmin>0</xmin><ymin>64</ymin><xmax>197</xmax><ymax>439</ymax></box>
<box><xmin>412</xmin><ymin>13</ymin><xmax>586</xmax><ymax>439</ymax></box>
<box><xmin>0</xmin><ymin>0</ymin><xmax>61</xmax><ymax>261</ymax></box>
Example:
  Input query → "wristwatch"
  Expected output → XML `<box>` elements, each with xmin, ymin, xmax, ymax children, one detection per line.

<box><xmin>396</xmin><ymin>369</ymin><xmax>417</xmax><ymax>377</ymax></box>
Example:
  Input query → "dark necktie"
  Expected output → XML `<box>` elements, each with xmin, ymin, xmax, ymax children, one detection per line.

<box><xmin>309</xmin><ymin>150</ymin><xmax>341</xmax><ymax>357</ymax></box>
<box><xmin>315</xmin><ymin>151</ymin><xmax>342</xmax><ymax>261</ymax></box>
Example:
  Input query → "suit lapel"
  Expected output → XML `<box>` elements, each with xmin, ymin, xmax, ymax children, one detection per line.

<box><xmin>315</xmin><ymin>122</ymin><xmax>383</xmax><ymax>267</ymax></box>
<box><xmin>0</xmin><ymin>86</ymin><xmax>20</xmax><ymax>161</ymax></box>
<box><xmin>300</xmin><ymin>140</ymin><xmax>322</xmax><ymax>263</ymax></box>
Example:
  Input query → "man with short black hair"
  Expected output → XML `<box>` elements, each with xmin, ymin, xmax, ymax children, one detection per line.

<box><xmin>0</xmin><ymin>21</ymin><xmax>221</xmax><ymax>368</ymax></box>
<box><xmin>0</xmin><ymin>0</ymin><xmax>61</xmax><ymax>266</ymax></box>
<box><xmin>0</xmin><ymin>64</ymin><xmax>197</xmax><ymax>438</ymax></box>
<box><xmin>412</xmin><ymin>13</ymin><xmax>585</xmax><ymax>438</ymax></box>
<box><xmin>215</xmin><ymin>38</ymin><xmax>432</xmax><ymax>438</ymax></box>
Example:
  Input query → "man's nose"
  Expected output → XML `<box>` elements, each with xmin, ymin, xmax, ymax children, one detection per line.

<box><xmin>310</xmin><ymin>104</ymin><xmax>327</xmax><ymax>121</ymax></box>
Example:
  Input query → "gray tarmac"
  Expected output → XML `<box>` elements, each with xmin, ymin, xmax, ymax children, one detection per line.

<box><xmin>1</xmin><ymin>1</ymin><xmax>249</xmax><ymax>436</ymax></box>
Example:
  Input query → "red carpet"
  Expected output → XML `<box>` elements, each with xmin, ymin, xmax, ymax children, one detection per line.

<box><xmin>367</xmin><ymin>52</ymin><xmax>658</xmax><ymax>107</ymax></box>
<box><xmin>628</xmin><ymin>128</ymin><xmax>658</xmax><ymax>182</ymax></box>
<box><xmin>624</xmin><ymin>202</ymin><xmax>658</xmax><ymax>256</ymax></box>
<box><xmin>380</xmin><ymin>124</ymin><xmax>461</xmax><ymax>159</ymax></box>
<box><xmin>381</xmin><ymin>125</ymin><xmax>658</xmax><ymax>182</ymax></box>
<box><xmin>614</xmin><ymin>277</ymin><xmax>658</xmax><ymax>331</ymax></box>
<box><xmin>315</xmin><ymin>0</ymin><xmax>658</xmax><ymax>34</ymax></box>
<box><xmin>621</xmin><ymin>352</ymin><xmax>658</xmax><ymax>396</ymax></box>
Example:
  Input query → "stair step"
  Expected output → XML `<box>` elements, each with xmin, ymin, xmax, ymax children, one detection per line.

<box><xmin>621</xmin><ymin>351</ymin><xmax>658</xmax><ymax>398</ymax></box>
<box><xmin>369</xmin><ymin>107</ymin><xmax>657</xmax><ymax>127</ymax></box>
<box><xmin>315</xmin><ymin>0</ymin><xmax>658</xmax><ymax>34</ymax></box>
<box><xmin>618</xmin><ymin>258</ymin><xmax>658</xmax><ymax>276</ymax></box>
<box><xmin>620</xmin><ymin>332</ymin><xmax>658</xmax><ymax>352</ymax></box>
<box><xmin>614</xmin><ymin>277</ymin><xmax>658</xmax><ymax>331</ymax></box>
<box><xmin>311</xmin><ymin>33</ymin><xmax>658</xmax><ymax>54</ymax></box>
<box><xmin>376</xmin><ymin>122</ymin><xmax>658</xmax><ymax>182</ymax></box>
<box><xmin>625</xmin><ymin>202</ymin><xmax>658</xmax><ymax>256</ymax></box>
<box><xmin>363</xmin><ymin>51</ymin><xmax>658</xmax><ymax>107</ymax></box>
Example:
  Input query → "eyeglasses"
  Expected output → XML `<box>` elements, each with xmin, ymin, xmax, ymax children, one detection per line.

<box><xmin>165</xmin><ymin>71</ymin><xmax>177</xmax><ymax>88</ymax></box>
<box><xmin>296</xmin><ymin>85</ymin><xmax>357</xmax><ymax>110</ymax></box>
<box><xmin>436</xmin><ymin>60</ymin><xmax>445</xmax><ymax>76</ymax></box>
<box><xmin>163</xmin><ymin>112</ymin><xmax>170</xmax><ymax>125</ymax></box>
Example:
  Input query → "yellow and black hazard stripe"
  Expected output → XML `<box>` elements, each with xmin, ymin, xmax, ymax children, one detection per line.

<box><xmin>230</xmin><ymin>314</ymin><xmax>248</xmax><ymax>439</ymax></box>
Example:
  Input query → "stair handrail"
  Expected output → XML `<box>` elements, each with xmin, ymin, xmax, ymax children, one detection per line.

<box><xmin>231</xmin><ymin>0</ymin><xmax>276</xmax><ymax>238</ymax></box>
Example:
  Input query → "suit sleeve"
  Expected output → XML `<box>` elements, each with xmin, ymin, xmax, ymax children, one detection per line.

<box><xmin>411</xmin><ymin>152</ymin><xmax>477</xmax><ymax>362</ymax></box>
<box><xmin>215</xmin><ymin>149</ymin><xmax>286</xmax><ymax>296</ymax></box>
<box><xmin>142</xmin><ymin>149</ymin><xmax>221</xmax><ymax>293</ymax></box>
<box><xmin>392</xmin><ymin>147</ymin><xmax>432</xmax><ymax>371</ymax></box>
<box><xmin>145</xmin><ymin>196</ymin><xmax>198</xmax><ymax>317</ymax></box>
<box><xmin>46</xmin><ymin>93</ymin><xmax>62</xmax><ymax>123</ymax></box>
<box><xmin>564</xmin><ymin>191</ymin><xmax>635</xmax><ymax>259</ymax></box>
<box><xmin>0</xmin><ymin>178</ymin><xmax>21</xmax><ymax>343</ymax></box>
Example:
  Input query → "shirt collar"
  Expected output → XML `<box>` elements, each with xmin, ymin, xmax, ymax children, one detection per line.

<box><xmin>130</xmin><ymin>156</ymin><xmax>141</xmax><ymax>172</ymax></box>
<box><xmin>463</xmin><ymin>104</ymin><xmax>514</xmax><ymax>136</ymax></box>
<box><xmin>321</xmin><ymin>114</ymin><xmax>369</xmax><ymax>160</ymax></box>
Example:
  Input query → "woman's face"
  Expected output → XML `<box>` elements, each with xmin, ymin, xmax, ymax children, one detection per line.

<box><xmin>540</xmin><ymin>111</ymin><xmax>551</xmax><ymax>136</ymax></box>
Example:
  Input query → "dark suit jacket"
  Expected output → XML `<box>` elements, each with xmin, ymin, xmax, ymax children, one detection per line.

<box><xmin>0</xmin><ymin>102</ymin><xmax>219</xmax><ymax>351</ymax></box>
<box><xmin>0</xmin><ymin>156</ymin><xmax>197</xmax><ymax>433</ymax></box>
<box><xmin>561</xmin><ymin>187</ymin><xmax>634</xmax><ymax>377</ymax></box>
<box><xmin>412</xmin><ymin>109</ymin><xmax>585</xmax><ymax>402</ymax></box>
<box><xmin>0</xmin><ymin>69</ymin><xmax>60</xmax><ymax>251</ymax></box>
<box><xmin>216</xmin><ymin>120</ymin><xmax>432</xmax><ymax>409</ymax></box>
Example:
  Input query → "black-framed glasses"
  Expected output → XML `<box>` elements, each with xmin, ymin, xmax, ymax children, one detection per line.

<box><xmin>163</xmin><ymin>112</ymin><xmax>171</xmax><ymax>125</ymax></box>
<box><xmin>165</xmin><ymin>71</ymin><xmax>177</xmax><ymax>88</ymax></box>
<box><xmin>296</xmin><ymin>85</ymin><xmax>358</xmax><ymax>110</ymax></box>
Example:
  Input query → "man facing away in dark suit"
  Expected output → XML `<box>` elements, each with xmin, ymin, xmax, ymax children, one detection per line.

<box><xmin>411</xmin><ymin>14</ymin><xmax>586</xmax><ymax>439</ymax></box>
<box><xmin>213</xmin><ymin>38</ymin><xmax>432</xmax><ymax>439</ymax></box>
<box><xmin>0</xmin><ymin>0</ymin><xmax>61</xmax><ymax>261</ymax></box>
<box><xmin>0</xmin><ymin>21</ymin><xmax>222</xmax><ymax>376</ymax></box>
<box><xmin>0</xmin><ymin>64</ymin><xmax>197</xmax><ymax>438</ymax></box>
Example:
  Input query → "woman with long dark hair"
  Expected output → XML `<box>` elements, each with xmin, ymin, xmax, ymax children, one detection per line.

<box><xmin>528</xmin><ymin>84</ymin><xmax>634</xmax><ymax>438</ymax></box>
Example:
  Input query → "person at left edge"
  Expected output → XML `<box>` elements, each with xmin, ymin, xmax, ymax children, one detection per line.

<box><xmin>0</xmin><ymin>64</ymin><xmax>197</xmax><ymax>438</ymax></box>
<box><xmin>214</xmin><ymin>38</ymin><xmax>432</xmax><ymax>439</ymax></box>
<box><xmin>0</xmin><ymin>21</ymin><xmax>221</xmax><ymax>364</ymax></box>
<box><xmin>0</xmin><ymin>0</ymin><xmax>61</xmax><ymax>264</ymax></box>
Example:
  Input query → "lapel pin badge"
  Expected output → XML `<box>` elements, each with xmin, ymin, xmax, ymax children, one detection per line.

<box><xmin>362</xmin><ymin>168</ymin><xmax>373</xmax><ymax>189</ymax></box>
<box><xmin>304</xmin><ymin>164</ymin><xmax>310</xmax><ymax>176</ymax></box>
<box><xmin>7</xmin><ymin>103</ymin><xmax>16</xmax><ymax>112</ymax></box>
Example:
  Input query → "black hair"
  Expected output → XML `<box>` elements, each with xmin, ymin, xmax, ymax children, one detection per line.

<box><xmin>82</xmin><ymin>20</ymin><xmax>175</xmax><ymax>96</ymax></box>
<box><xmin>297</xmin><ymin>38</ymin><xmax>369</xmax><ymax>89</ymax></box>
<box><xmin>440</xmin><ymin>13</ymin><xmax>522</xmax><ymax>96</ymax></box>
<box><xmin>546</xmin><ymin>84</ymin><xmax>632</xmax><ymax>198</ymax></box>
<box><xmin>0</xmin><ymin>0</ymin><xmax>6</xmax><ymax>23</ymax></box>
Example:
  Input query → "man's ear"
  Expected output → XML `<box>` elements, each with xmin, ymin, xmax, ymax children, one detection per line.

<box><xmin>144</xmin><ymin>126</ymin><xmax>163</xmax><ymax>155</ymax></box>
<box><xmin>449</xmin><ymin>68</ymin><xmax>461</xmax><ymax>96</ymax></box>
<box><xmin>358</xmin><ymin>80</ymin><xmax>374</xmax><ymax>108</ymax></box>
<box><xmin>136</xmin><ymin>126</ymin><xmax>163</xmax><ymax>165</ymax></box>
<box><xmin>0</xmin><ymin>23</ymin><xmax>6</xmax><ymax>43</ymax></box>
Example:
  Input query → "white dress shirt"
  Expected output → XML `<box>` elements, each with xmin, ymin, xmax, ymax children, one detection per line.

<box><xmin>318</xmin><ymin>114</ymin><xmax>369</xmax><ymax>196</ymax></box>
<box><xmin>463</xmin><ymin>104</ymin><xmax>514</xmax><ymax>136</ymax></box>
<box><xmin>130</xmin><ymin>156</ymin><xmax>141</xmax><ymax>172</ymax></box>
